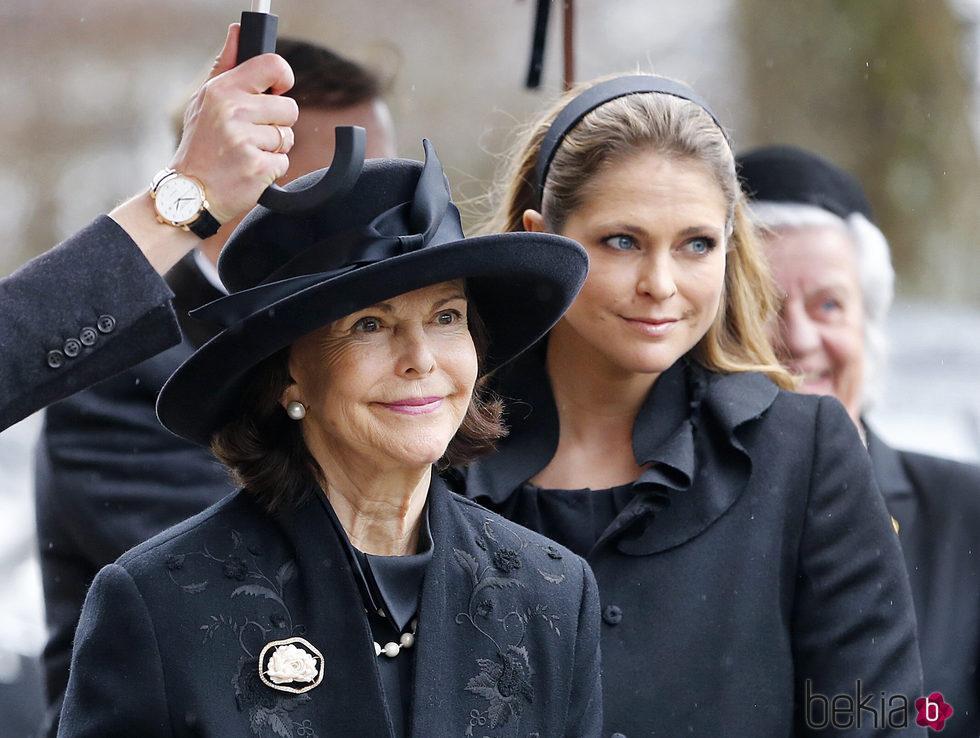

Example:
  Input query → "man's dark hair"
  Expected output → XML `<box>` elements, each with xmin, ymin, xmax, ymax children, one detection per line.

<box><xmin>276</xmin><ymin>38</ymin><xmax>388</xmax><ymax>110</ymax></box>
<box><xmin>172</xmin><ymin>38</ymin><xmax>388</xmax><ymax>138</ymax></box>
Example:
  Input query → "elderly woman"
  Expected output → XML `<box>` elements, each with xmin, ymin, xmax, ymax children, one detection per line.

<box><xmin>57</xmin><ymin>139</ymin><xmax>602</xmax><ymax>737</ymax></box>
<box><xmin>740</xmin><ymin>144</ymin><xmax>980</xmax><ymax>737</ymax></box>
<box><xmin>460</xmin><ymin>76</ymin><xmax>924</xmax><ymax>736</ymax></box>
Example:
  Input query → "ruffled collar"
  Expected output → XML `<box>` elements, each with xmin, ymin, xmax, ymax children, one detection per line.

<box><xmin>464</xmin><ymin>344</ymin><xmax>779</xmax><ymax>555</ymax></box>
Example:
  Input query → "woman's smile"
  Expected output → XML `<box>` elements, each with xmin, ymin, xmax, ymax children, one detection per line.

<box><xmin>376</xmin><ymin>396</ymin><xmax>446</xmax><ymax>415</ymax></box>
<box><xmin>284</xmin><ymin>280</ymin><xmax>478</xmax><ymax>471</ymax></box>
<box><xmin>619</xmin><ymin>314</ymin><xmax>681</xmax><ymax>337</ymax></box>
<box><xmin>764</xmin><ymin>224</ymin><xmax>866</xmax><ymax>424</ymax></box>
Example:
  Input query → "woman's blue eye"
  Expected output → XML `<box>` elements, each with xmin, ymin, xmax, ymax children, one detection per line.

<box><xmin>686</xmin><ymin>237</ymin><xmax>714</xmax><ymax>254</ymax></box>
<box><xmin>603</xmin><ymin>234</ymin><xmax>637</xmax><ymax>251</ymax></box>
<box><xmin>820</xmin><ymin>298</ymin><xmax>842</xmax><ymax>312</ymax></box>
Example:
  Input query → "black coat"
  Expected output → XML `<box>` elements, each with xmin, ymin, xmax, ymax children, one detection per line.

<box><xmin>35</xmin><ymin>253</ymin><xmax>233</xmax><ymax>732</ymax></box>
<box><xmin>0</xmin><ymin>216</ymin><xmax>180</xmax><ymax>430</ymax></box>
<box><xmin>868</xmin><ymin>429</ymin><xmax>980</xmax><ymax>738</ymax></box>
<box><xmin>58</xmin><ymin>475</ymin><xmax>603</xmax><ymax>737</ymax></box>
<box><xmin>461</xmin><ymin>353</ymin><xmax>924</xmax><ymax>737</ymax></box>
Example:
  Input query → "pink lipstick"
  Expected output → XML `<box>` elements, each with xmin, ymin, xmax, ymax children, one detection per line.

<box><xmin>621</xmin><ymin>316</ymin><xmax>678</xmax><ymax>337</ymax></box>
<box><xmin>377</xmin><ymin>397</ymin><xmax>444</xmax><ymax>415</ymax></box>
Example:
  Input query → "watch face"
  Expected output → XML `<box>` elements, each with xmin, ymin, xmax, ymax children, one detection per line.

<box><xmin>155</xmin><ymin>174</ymin><xmax>204</xmax><ymax>225</ymax></box>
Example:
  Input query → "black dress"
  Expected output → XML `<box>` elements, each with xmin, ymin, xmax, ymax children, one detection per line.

<box><xmin>321</xmin><ymin>494</ymin><xmax>432</xmax><ymax>738</ymax></box>
<box><xmin>460</xmin><ymin>349</ymin><xmax>925</xmax><ymax>737</ymax></box>
<box><xmin>503</xmin><ymin>483</ymin><xmax>629</xmax><ymax>559</ymax></box>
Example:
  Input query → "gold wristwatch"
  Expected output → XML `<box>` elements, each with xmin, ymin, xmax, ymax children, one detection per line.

<box><xmin>150</xmin><ymin>169</ymin><xmax>221</xmax><ymax>239</ymax></box>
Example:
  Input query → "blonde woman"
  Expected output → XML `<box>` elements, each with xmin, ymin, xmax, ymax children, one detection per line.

<box><xmin>460</xmin><ymin>76</ymin><xmax>923</xmax><ymax>736</ymax></box>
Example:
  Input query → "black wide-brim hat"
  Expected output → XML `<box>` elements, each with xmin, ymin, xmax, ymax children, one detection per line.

<box><xmin>157</xmin><ymin>139</ymin><xmax>588</xmax><ymax>446</ymax></box>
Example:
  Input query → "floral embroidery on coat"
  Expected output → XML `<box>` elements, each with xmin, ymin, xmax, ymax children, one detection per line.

<box><xmin>455</xmin><ymin>517</ymin><xmax>567</xmax><ymax>736</ymax></box>
<box><xmin>165</xmin><ymin>529</ymin><xmax>318</xmax><ymax>738</ymax></box>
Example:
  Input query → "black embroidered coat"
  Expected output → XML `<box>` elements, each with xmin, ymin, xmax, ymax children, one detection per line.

<box><xmin>0</xmin><ymin>216</ymin><xmax>181</xmax><ymax>431</ymax></box>
<box><xmin>461</xmin><ymin>353</ymin><xmax>925</xmax><ymax>737</ymax></box>
<box><xmin>868</xmin><ymin>429</ymin><xmax>980</xmax><ymax>738</ymax></box>
<box><xmin>58</xmin><ymin>475</ymin><xmax>602</xmax><ymax>737</ymax></box>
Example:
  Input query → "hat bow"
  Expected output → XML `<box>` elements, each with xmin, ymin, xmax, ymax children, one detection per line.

<box><xmin>193</xmin><ymin>139</ymin><xmax>459</xmax><ymax>330</ymax></box>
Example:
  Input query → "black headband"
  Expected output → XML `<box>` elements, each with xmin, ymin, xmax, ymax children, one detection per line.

<box><xmin>534</xmin><ymin>75</ymin><xmax>727</xmax><ymax>204</ymax></box>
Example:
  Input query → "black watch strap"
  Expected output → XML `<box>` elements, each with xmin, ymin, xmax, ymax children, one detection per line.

<box><xmin>188</xmin><ymin>209</ymin><xmax>221</xmax><ymax>239</ymax></box>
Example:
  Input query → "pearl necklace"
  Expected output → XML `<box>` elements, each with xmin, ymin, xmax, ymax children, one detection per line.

<box><xmin>374</xmin><ymin>618</ymin><xmax>418</xmax><ymax>658</ymax></box>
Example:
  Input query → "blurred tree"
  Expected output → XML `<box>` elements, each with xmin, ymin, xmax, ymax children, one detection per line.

<box><xmin>736</xmin><ymin>0</ymin><xmax>980</xmax><ymax>304</ymax></box>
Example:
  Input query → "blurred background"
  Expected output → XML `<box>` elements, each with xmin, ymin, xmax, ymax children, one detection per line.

<box><xmin>0</xmin><ymin>2</ymin><xmax>978</xmax><ymax>734</ymax></box>
<box><xmin>1</xmin><ymin>3</ymin><xmax>977</xmax><ymax>448</ymax></box>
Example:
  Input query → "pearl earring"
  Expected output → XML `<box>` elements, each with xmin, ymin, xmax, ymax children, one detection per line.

<box><xmin>286</xmin><ymin>401</ymin><xmax>306</xmax><ymax>420</ymax></box>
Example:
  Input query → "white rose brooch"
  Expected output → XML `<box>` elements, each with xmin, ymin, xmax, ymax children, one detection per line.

<box><xmin>258</xmin><ymin>637</ymin><xmax>325</xmax><ymax>694</ymax></box>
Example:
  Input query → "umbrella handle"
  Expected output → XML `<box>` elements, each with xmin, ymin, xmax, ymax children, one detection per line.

<box><xmin>236</xmin><ymin>9</ymin><xmax>278</xmax><ymax>64</ymax></box>
<box><xmin>236</xmin><ymin>6</ymin><xmax>365</xmax><ymax>213</ymax></box>
<box><xmin>259</xmin><ymin>126</ymin><xmax>366</xmax><ymax>213</ymax></box>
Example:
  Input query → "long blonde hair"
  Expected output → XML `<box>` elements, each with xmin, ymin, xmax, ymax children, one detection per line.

<box><xmin>481</xmin><ymin>76</ymin><xmax>794</xmax><ymax>389</ymax></box>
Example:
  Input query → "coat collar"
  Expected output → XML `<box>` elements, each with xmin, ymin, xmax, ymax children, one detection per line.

<box><xmin>279</xmin><ymin>475</ymin><xmax>504</xmax><ymax>738</ymax></box>
<box><xmin>864</xmin><ymin>425</ymin><xmax>916</xmax><ymax>536</ymax></box>
<box><xmin>621</xmin><ymin>366</ymin><xmax>778</xmax><ymax>555</ymax></box>
<box><xmin>408</xmin><ymin>475</ymin><xmax>462</xmax><ymax>736</ymax></box>
<box><xmin>865</xmin><ymin>425</ymin><xmax>914</xmax><ymax>501</ymax></box>
<box><xmin>465</xmin><ymin>346</ymin><xmax>780</xmax><ymax>555</ymax></box>
<box><xmin>275</xmin><ymin>489</ymin><xmax>397</xmax><ymax>736</ymax></box>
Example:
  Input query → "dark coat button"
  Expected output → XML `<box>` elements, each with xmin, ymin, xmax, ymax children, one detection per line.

<box><xmin>602</xmin><ymin>604</ymin><xmax>623</xmax><ymax>625</ymax></box>
<box><xmin>63</xmin><ymin>337</ymin><xmax>82</xmax><ymax>357</ymax></box>
<box><xmin>611</xmin><ymin>733</ymin><xmax>627</xmax><ymax>738</ymax></box>
<box><xmin>46</xmin><ymin>350</ymin><xmax>65</xmax><ymax>369</ymax></box>
<box><xmin>97</xmin><ymin>314</ymin><xmax>116</xmax><ymax>333</ymax></box>
<box><xmin>79</xmin><ymin>326</ymin><xmax>98</xmax><ymax>346</ymax></box>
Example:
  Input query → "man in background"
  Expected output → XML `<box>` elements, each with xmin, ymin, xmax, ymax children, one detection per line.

<box><xmin>33</xmin><ymin>38</ymin><xmax>396</xmax><ymax>735</ymax></box>
<box><xmin>740</xmin><ymin>144</ymin><xmax>980</xmax><ymax>738</ymax></box>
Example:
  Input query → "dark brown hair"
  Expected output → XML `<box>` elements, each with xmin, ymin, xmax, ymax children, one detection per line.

<box><xmin>211</xmin><ymin>303</ymin><xmax>504</xmax><ymax>513</ymax></box>
<box><xmin>276</xmin><ymin>38</ymin><xmax>390</xmax><ymax>110</ymax></box>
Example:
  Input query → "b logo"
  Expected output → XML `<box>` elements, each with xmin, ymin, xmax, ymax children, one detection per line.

<box><xmin>915</xmin><ymin>693</ymin><xmax>953</xmax><ymax>731</ymax></box>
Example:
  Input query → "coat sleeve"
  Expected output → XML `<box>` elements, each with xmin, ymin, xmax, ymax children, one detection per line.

<box><xmin>58</xmin><ymin>563</ymin><xmax>172</xmax><ymax>738</ymax></box>
<box><xmin>566</xmin><ymin>557</ymin><xmax>603</xmax><ymax>736</ymax></box>
<box><xmin>792</xmin><ymin>396</ymin><xmax>925</xmax><ymax>736</ymax></box>
<box><xmin>0</xmin><ymin>216</ymin><xmax>180</xmax><ymax>431</ymax></box>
